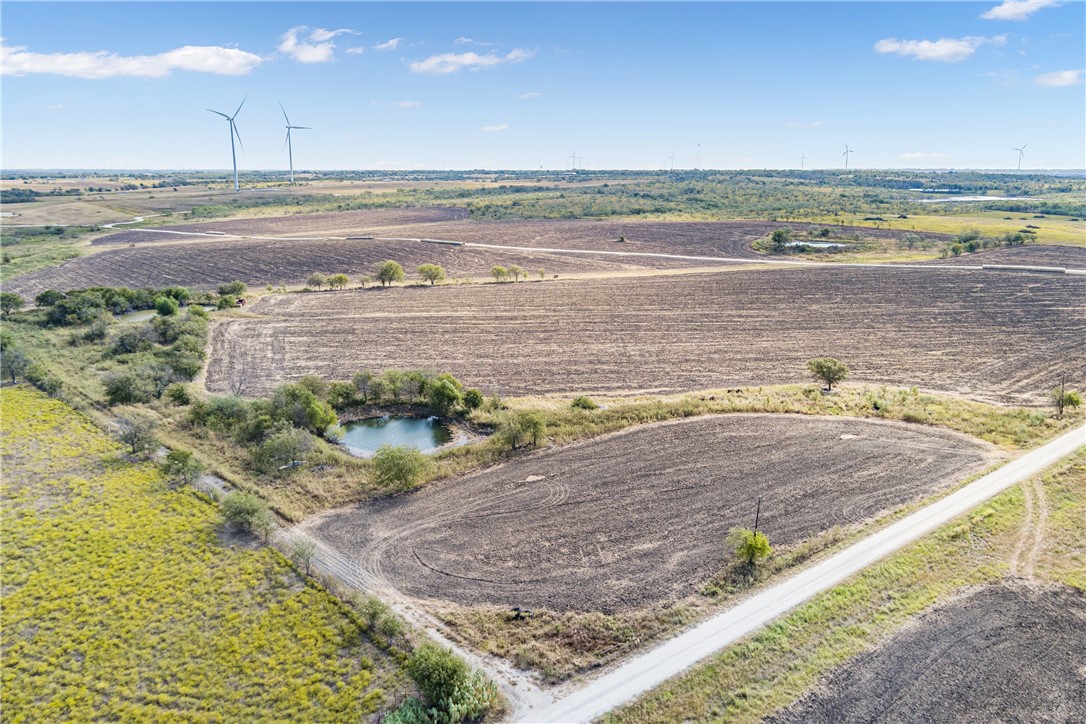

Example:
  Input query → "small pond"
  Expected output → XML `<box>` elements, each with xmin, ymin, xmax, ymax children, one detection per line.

<box><xmin>340</xmin><ymin>415</ymin><xmax>457</xmax><ymax>457</ymax></box>
<box><xmin>787</xmin><ymin>241</ymin><xmax>851</xmax><ymax>249</ymax></box>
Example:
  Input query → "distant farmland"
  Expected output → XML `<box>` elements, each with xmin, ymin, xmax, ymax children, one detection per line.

<box><xmin>206</xmin><ymin>266</ymin><xmax>1086</xmax><ymax>405</ymax></box>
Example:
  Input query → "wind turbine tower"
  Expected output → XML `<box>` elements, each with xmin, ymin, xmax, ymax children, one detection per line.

<box><xmin>570</xmin><ymin>150</ymin><xmax>577</xmax><ymax>171</ymax></box>
<box><xmin>842</xmin><ymin>143</ymin><xmax>855</xmax><ymax>170</ymax></box>
<box><xmin>669</xmin><ymin>153</ymin><xmax>676</xmax><ymax>171</ymax></box>
<box><xmin>207</xmin><ymin>97</ymin><xmax>246</xmax><ymax>192</ymax></box>
<box><xmin>1014</xmin><ymin>144</ymin><xmax>1027</xmax><ymax>171</ymax></box>
<box><xmin>279</xmin><ymin>103</ymin><xmax>311</xmax><ymax>185</ymax></box>
<box><xmin>801</xmin><ymin>154</ymin><xmax>807</xmax><ymax>170</ymax></box>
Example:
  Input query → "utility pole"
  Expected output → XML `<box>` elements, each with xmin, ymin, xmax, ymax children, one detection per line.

<box><xmin>753</xmin><ymin>495</ymin><xmax>763</xmax><ymax>537</ymax></box>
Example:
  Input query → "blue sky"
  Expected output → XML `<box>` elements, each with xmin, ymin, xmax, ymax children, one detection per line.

<box><xmin>2</xmin><ymin>1</ymin><xmax>1083</xmax><ymax>170</ymax></box>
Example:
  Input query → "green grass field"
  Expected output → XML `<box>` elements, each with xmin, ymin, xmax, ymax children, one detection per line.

<box><xmin>0</xmin><ymin>386</ymin><xmax>407</xmax><ymax>721</ymax></box>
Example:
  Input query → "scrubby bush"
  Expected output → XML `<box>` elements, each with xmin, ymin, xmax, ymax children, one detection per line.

<box><xmin>770</xmin><ymin>226</ymin><xmax>793</xmax><ymax>253</ymax></box>
<box><xmin>154</xmin><ymin>296</ymin><xmax>179</xmax><ymax>316</ymax></box>
<box><xmin>270</xmin><ymin>383</ymin><xmax>337</xmax><ymax>435</ymax></box>
<box><xmin>164</xmin><ymin>383</ymin><xmax>193</xmax><ymax>406</ymax></box>
<box><xmin>375</xmin><ymin>260</ymin><xmax>405</xmax><ymax>287</ymax></box>
<box><xmin>417</xmin><ymin>264</ymin><xmax>446</xmax><ymax>286</ymax></box>
<box><xmin>571</xmin><ymin>396</ymin><xmax>599</xmax><ymax>410</ymax></box>
<box><xmin>253</xmin><ymin>427</ymin><xmax>316</xmax><ymax>474</ymax></box>
<box><xmin>0</xmin><ymin>292</ymin><xmax>24</xmax><ymax>316</ymax></box>
<box><xmin>406</xmin><ymin>643</ymin><xmax>470</xmax><ymax>710</ymax></box>
<box><xmin>428</xmin><ymin>375</ymin><xmax>463</xmax><ymax>417</ymax></box>
<box><xmin>727</xmin><ymin>527</ymin><xmax>772</xmax><ymax>567</ymax></box>
<box><xmin>162</xmin><ymin>449</ymin><xmax>204</xmax><ymax>486</ymax></box>
<box><xmin>25</xmin><ymin>364</ymin><xmax>63</xmax><ymax>397</ymax></box>
<box><xmin>217</xmin><ymin>281</ymin><xmax>246</xmax><ymax>296</ymax></box>
<box><xmin>103</xmin><ymin>370</ymin><xmax>152</xmax><ymax>404</ymax></box>
<box><xmin>498</xmin><ymin>410</ymin><xmax>545</xmax><ymax>449</ymax></box>
<box><xmin>372</xmin><ymin>445</ymin><xmax>431</xmax><ymax>490</ymax></box>
<box><xmin>222</xmin><ymin>491</ymin><xmax>268</xmax><ymax>532</ymax></box>
<box><xmin>462</xmin><ymin>388</ymin><xmax>484</xmax><ymax>411</ymax></box>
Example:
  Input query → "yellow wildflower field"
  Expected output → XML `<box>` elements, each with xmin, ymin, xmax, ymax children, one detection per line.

<box><xmin>1</xmin><ymin>386</ymin><xmax>399</xmax><ymax>722</ymax></box>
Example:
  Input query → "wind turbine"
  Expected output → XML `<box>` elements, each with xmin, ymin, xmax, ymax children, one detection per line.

<box><xmin>801</xmin><ymin>154</ymin><xmax>807</xmax><ymax>170</ymax></box>
<box><xmin>696</xmin><ymin>142</ymin><xmax>701</xmax><ymax>169</ymax></box>
<box><xmin>1014</xmin><ymin>144</ymin><xmax>1027</xmax><ymax>171</ymax></box>
<box><xmin>279</xmin><ymin>103</ymin><xmax>311</xmax><ymax>185</ymax></box>
<box><xmin>669</xmin><ymin>153</ymin><xmax>676</xmax><ymax>171</ymax></box>
<box><xmin>207</xmin><ymin>97</ymin><xmax>246</xmax><ymax>192</ymax></box>
<box><xmin>570</xmin><ymin>150</ymin><xmax>577</xmax><ymax>170</ymax></box>
<box><xmin>577</xmin><ymin>155</ymin><xmax>585</xmax><ymax>169</ymax></box>
<box><xmin>842</xmin><ymin>143</ymin><xmax>855</xmax><ymax>170</ymax></box>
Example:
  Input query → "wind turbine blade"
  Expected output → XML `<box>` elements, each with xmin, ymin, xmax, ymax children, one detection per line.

<box><xmin>207</xmin><ymin>109</ymin><xmax>230</xmax><ymax>119</ymax></box>
<box><xmin>291</xmin><ymin>126</ymin><xmax>312</xmax><ymax>130</ymax></box>
<box><xmin>284</xmin><ymin>130</ymin><xmax>290</xmax><ymax>151</ymax></box>
<box><xmin>279</xmin><ymin>101</ymin><xmax>290</xmax><ymax>126</ymax></box>
<box><xmin>232</xmin><ymin>122</ymin><xmax>244</xmax><ymax>154</ymax></box>
<box><xmin>233</xmin><ymin>95</ymin><xmax>246</xmax><ymax>119</ymax></box>
<box><xmin>1021</xmin><ymin>144</ymin><xmax>1027</xmax><ymax>151</ymax></box>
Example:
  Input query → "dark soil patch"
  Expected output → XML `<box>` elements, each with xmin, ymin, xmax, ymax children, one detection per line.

<box><xmin>929</xmin><ymin>244</ymin><xmax>1086</xmax><ymax>269</ymax></box>
<box><xmin>305</xmin><ymin>415</ymin><xmax>993</xmax><ymax>613</ymax></box>
<box><xmin>772</xmin><ymin>582</ymin><xmax>1086</xmax><ymax>723</ymax></box>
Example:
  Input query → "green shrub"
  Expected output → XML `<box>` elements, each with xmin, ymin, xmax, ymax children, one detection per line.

<box><xmin>462</xmin><ymin>388</ymin><xmax>484</xmax><ymax>411</ymax></box>
<box><xmin>405</xmin><ymin>643</ymin><xmax>470</xmax><ymax>710</ymax></box>
<box><xmin>154</xmin><ymin>296</ymin><xmax>180</xmax><ymax>316</ymax></box>
<box><xmin>571</xmin><ymin>396</ymin><xmax>599</xmax><ymax>410</ymax></box>
<box><xmin>221</xmin><ymin>491</ymin><xmax>268</xmax><ymax>532</ymax></box>
<box><xmin>372</xmin><ymin>445</ymin><xmax>431</xmax><ymax>490</ymax></box>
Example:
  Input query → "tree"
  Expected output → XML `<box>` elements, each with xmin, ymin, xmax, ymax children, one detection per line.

<box><xmin>727</xmin><ymin>527</ymin><xmax>772</xmax><ymax>567</ymax></box>
<box><xmin>217</xmin><ymin>281</ymin><xmax>247</xmax><ymax>296</ymax></box>
<box><xmin>462</xmin><ymin>388</ymin><xmax>484</xmax><ymax>411</ymax></box>
<box><xmin>428</xmin><ymin>378</ymin><xmax>463</xmax><ymax>417</ymax></box>
<box><xmin>115</xmin><ymin>412</ymin><xmax>157</xmax><ymax>456</ymax></box>
<box><xmin>538</xmin><ymin>269</ymin><xmax>546</xmax><ymax>280</ymax></box>
<box><xmin>571</xmin><ymin>396</ymin><xmax>599</xmax><ymax>410</ymax></box>
<box><xmin>372</xmin><ymin>445</ymin><xmax>431</xmax><ymax>490</ymax></box>
<box><xmin>507</xmin><ymin>264</ymin><xmax>523</xmax><ymax>282</ymax></box>
<box><xmin>353</xmin><ymin>371</ymin><xmax>375</xmax><ymax>402</ymax></box>
<box><xmin>328</xmin><ymin>273</ymin><xmax>350</xmax><ymax>290</ymax></box>
<box><xmin>770</xmin><ymin>227</ymin><xmax>793</xmax><ymax>253</ymax></box>
<box><xmin>490</xmin><ymin>266</ymin><xmax>509</xmax><ymax>283</ymax></box>
<box><xmin>0</xmin><ymin>292</ymin><xmax>24</xmax><ymax>316</ymax></box>
<box><xmin>154</xmin><ymin>295</ymin><xmax>179</xmax><ymax>316</ymax></box>
<box><xmin>376</xmin><ymin>260</ymin><xmax>405</xmax><ymax>287</ymax></box>
<box><xmin>405</xmin><ymin>643</ymin><xmax>470</xmax><ymax>711</ymax></box>
<box><xmin>290</xmin><ymin>539</ymin><xmax>317</xmax><ymax>575</ymax></box>
<box><xmin>34</xmin><ymin>290</ymin><xmax>66</xmax><ymax>307</ymax></box>
<box><xmin>103</xmin><ymin>370</ymin><xmax>152</xmax><ymax>404</ymax></box>
<box><xmin>307</xmin><ymin>272</ymin><xmax>326</xmax><ymax>291</ymax></box>
<box><xmin>417</xmin><ymin>263</ymin><xmax>446</xmax><ymax>286</ymax></box>
<box><xmin>1051</xmin><ymin>387</ymin><xmax>1082</xmax><ymax>418</ymax></box>
<box><xmin>270</xmin><ymin>382</ymin><xmax>337</xmax><ymax>434</ymax></box>
<box><xmin>162</xmin><ymin>449</ymin><xmax>204</xmax><ymax>487</ymax></box>
<box><xmin>358</xmin><ymin>275</ymin><xmax>372</xmax><ymax>289</ymax></box>
<box><xmin>253</xmin><ymin>427</ymin><xmax>316</xmax><ymax>474</ymax></box>
<box><xmin>498</xmin><ymin>410</ymin><xmax>545</xmax><ymax>449</ymax></box>
<box><xmin>141</xmin><ymin>362</ymin><xmax>179</xmax><ymax>399</ymax></box>
<box><xmin>807</xmin><ymin>357</ymin><xmax>849</xmax><ymax>391</ymax></box>
<box><xmin>1</xmin><ymin>347</ymin><xmax>31</xmax><ymax>384</ymax></box>
<box><xmin>222</xmin><ymin>491</ymin><xmax>268</xmax><ymax>532</ymax></box>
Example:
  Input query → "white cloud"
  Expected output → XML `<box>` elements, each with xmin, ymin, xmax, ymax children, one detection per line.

<box><xmin>346</xmin><ymin>47</ymin><xmax>365</xmax><ymax>55</ymax></box>
<box><xmin>518</xmin><ymin>91</ymin><xmax>541</xmax><ymax>99</ymax></box>
<box><xmin>409</xmin><ymin>48</ymin><xmax>534</xmax><ymax>74</ymax></box>
<box><xmin>900</xmin><ymin>152</ymin><xmax>950</xmax><ymax>162</ymax></box>
<box><xmin>0</xmin><ymin>40</ymin><xmax>263</xmax><ymax>78</ymax></box>
<box><xmin>374</xmin><ymin>37</ymin><xmax>403</xmax><ymax>52</ymax></box>
<box><xmin>455</xmin><ymin>37</ymin><xmax>495</xmax><ymax>46</ymax></box>
<box><xmin>874</xmin><ymin>35</ymin><xmax>1006</xmax><ymax>62</ymax></box>
<box><xmin>47</xmin><ymin>103</ymin><xmax>65</xmax><ymax>111</ymax></box>
<box><xmin>1034</xmin><ymin>68</ymin><xmax>1084</xmax><ymax>86</ymax></box>
<box><xmin>396</xmin><ymin>100</ymin><xmax>421</xmax><ymax>108</ymax></box>
<box><xmin>481</xmin><ymin>124</ymin><xmax>508</xmax><ymax>132</ymax></box>
<box><xmin>279</xmin><ymin>26</ymin><xmax>356</xmax><ymax>63</ymax></box>
<box><xmin>810</xmin><ymin>120</ymin><xmax>826</xmax><ymax>128</ymax></box>
<box><xmin>981</xmin><ymin>0</ymin><xmax>1060</xmax><ymax>21</ymax></box>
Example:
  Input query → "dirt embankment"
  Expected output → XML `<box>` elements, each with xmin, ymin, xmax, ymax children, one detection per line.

<box><xmin>771</xmin><ymin>582</ymin><xmax>1086</xmax><ymax>724</ymax></box>
<box><xmin>304</xmin><ymin>415</ymin><xmax>995</xmax><ymax>613</ymax></box>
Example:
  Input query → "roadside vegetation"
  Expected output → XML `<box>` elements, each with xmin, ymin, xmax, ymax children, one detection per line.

<box><xmin>603</xmin><ymin>448</ymin><xmax>1086</xmax><ymax>723</ymax></box>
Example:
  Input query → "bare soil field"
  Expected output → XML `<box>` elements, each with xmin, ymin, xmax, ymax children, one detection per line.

<box><xmin>930</xmin><ymin>243</ymin><xmax>1086</xmax><ymax>269</ymax></box>
<box><xmin>91</xmin><ymin>206</ymin><xmax>469</xmax><ymax>244</ymax></box>
<box><xmin>772</xmin><ymin>582</ymin><xmax>1086</xmax><ymax>723</ymax></box>
<box><xmin>5</xmin><ymin>235</ymin><xmax>722</xmax><ymax>299</ymax></box>
<box><xmin>304</xmin><ymin>415</ymin><xmax>994</xmax><ymax>612</ymax></box>
<box><xmin>206</xmin><ymin>267</ymin><xmax>1085</xmax><ymax>405</ymax></box>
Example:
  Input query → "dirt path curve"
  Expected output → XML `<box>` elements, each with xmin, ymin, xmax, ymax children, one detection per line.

<box><xmin>521</xmin><ymin>425</ymin><xmax>1086</xmax><ymax>723</ymax></box>
<box><xmin>274</xmin><ymin>525</ymin><xmax>553</xmax><ymax>714</ymax></box>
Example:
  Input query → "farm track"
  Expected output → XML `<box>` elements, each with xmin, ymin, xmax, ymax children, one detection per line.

<box><xmin>206</xmin><ymin>266</ymin><xmax>1086</xmax><ymax>405</ymax></box>
<box><xmin>770</xmin><ymin>583</ymin><xmax>1086</xmax><ymax>724</ymax></box>
<box><xmin>301</xmin><ymin>415</ymin><xmax>995</xmax><ymax>613</ymax></box>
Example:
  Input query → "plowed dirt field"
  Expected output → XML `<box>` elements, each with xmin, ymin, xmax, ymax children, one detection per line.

<box><xmin>772</xmin><ymin>583</ymin><xmax>1086</xmax><ymax>723</ymax></box>
<box><xmin>303</xmin><ymin>415</ymin><xmax>995</xmax><ymax>612</ymax></box>
<box><xmin>206</xmin><ymin>266</ymin><xmax>1085</xmax><ymax>405</ymax></box>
